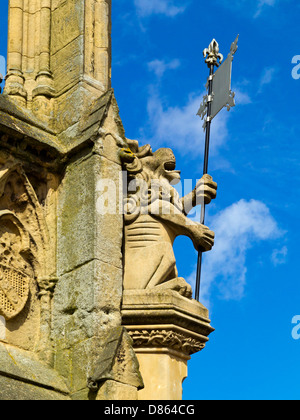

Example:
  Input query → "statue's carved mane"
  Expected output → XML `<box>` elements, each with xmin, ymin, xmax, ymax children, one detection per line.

<box><xmin>121</xmin><ymin>140</ymin><xmax>181</xmax><ymax>225</ymax></box>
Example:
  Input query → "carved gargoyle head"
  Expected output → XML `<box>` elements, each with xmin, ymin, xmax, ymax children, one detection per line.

<box><xmin>145</xmin><ymin>148</ymin><xmax>181</xmax><ymax>185</ymax></box>
<box><xmin>121</xmin><ymin>140</ymin><xmax>181</xmax><ymax>185</ymax></box>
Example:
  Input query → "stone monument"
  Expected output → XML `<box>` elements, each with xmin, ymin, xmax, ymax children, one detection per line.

<box><xmin>0</xmin><ymin>0</ymin><xmax>216</xmax><ymax>400</ymax></box>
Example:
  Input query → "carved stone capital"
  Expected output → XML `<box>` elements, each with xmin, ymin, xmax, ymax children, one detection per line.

<box><xmin>128</xmin><ymin>328</ymin><xmax>206</xmax><ymax>356</ymax></box>
<box><xmin>122</xmin><ymin>289</ymin><xmax>214</xmax><ymax>357</ymax></box>
<box><xmin>38</xmin><ymin>276</ymin><xmax>58</xmax><ymax>298</ymax></box>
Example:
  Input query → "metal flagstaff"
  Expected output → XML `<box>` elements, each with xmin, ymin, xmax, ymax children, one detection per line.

<box><xmin>195</xmin><ymin>36</ymin><xmax>239</xmax><ymax>302</ymax></box>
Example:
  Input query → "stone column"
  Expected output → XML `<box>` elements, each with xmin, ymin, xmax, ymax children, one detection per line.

<box><xmin>5</xmin><ymin>0</ymin><xmax>112</xmax><ymax>132</ymax></box>
<box><xmin>37</xmin><ymin>276</ymin><xmax>58</xmax><ymax>365</ymax></box>
<box><xmin>5</xmin><ymin>0</ymin><xmax>27</xmax><ymax>104</ymax></box>
<box><xmin>33</xmin><ymin>0</ymin><xmax>55</xmax><ymax>99</ymax></box>
<box><xmin>134</xmin><ymin>349</ymin><xmax>189</xmax><ymax>400</ymax></box>
<box><xmin>94</xmin><ymin>0</ymin><xmax>111</xmax><ymax>90</ymax></box>
<box><xmin>22</xmin><ymin>0</ymin><xmax>38</xmax><ymax>101</ymax></box>
<box><xmin>122</xmin><ymin>290</ymin><xmax>215</xmax><ymax>400</ymax></box>
<box><xmin>32</xmin><ymin>0</ymin><xmax>55</xmax><ymax>124</ymax></box>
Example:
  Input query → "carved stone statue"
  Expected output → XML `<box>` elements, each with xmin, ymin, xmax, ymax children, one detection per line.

<box><xmin>120</xmin><ymin>140</ymin><xmax>217</xmax><ymax>298</ymax></box>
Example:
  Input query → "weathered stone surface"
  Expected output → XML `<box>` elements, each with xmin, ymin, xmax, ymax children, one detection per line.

<box><xmin>52</xmin><ymin>259</ymin><xmax>123</xmax><ymax>395</ymax></box>
<box><xmin>53</xmin><ymin>260</ymin><xmax>122</xmax><ymax>346</ymax></box>
<box><xmin>54</xmin><ymin>337</ymin><xmax>102</xmax><ymax>396</ymax></box>
<box><xmin>0</xmin><ymin>342</ymin><xmax>70</xmax><ymax>400</ymax></box>
<box><xmin>51</xmin><ymin>0</ymin><xmax>84</xmax><ymax>56</ymax></box>
<box><xmin>0</xmin><ymin>376</ymin><xmax>70</xmax><ymax>400</ymax></box>
<box><xmin>97</xmin><ymin>380</ymin><xmax>138</xmax><ymax>401</ymax></box>
<box><xmin>57</xmin><ymin>154</ymin><xmax>123</xmax><ymax>275</ymax></box>
<box><xmin>52</xmin><ymin>36</ymin><xmax>85</xmax><ymax>95</ymax></box>
<box><xmin>88</xmin><ymin>327</ymin><xmax>144</xmax><ymax>392</ymax></box>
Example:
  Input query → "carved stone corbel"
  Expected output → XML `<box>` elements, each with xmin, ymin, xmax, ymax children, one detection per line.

<box><xmin>128</xmin><ymin>329</ymin><xmax>206</xmax><ymax>356</ymax></box>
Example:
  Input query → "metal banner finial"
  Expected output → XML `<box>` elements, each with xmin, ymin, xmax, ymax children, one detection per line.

<box><xmin>230</xmin><ymin>34</ymin><xmax>239</xmax><ymax>56</ymax></box>
<box><xmin>203</xmin><ymin>39</ymin><xmax>223</xmax><ymax>68</ymax></box>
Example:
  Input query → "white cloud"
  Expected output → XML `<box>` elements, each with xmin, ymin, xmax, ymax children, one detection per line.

<box><xmin>134</xmin><ymin>0</ymin><xmax>187</xmax><ymax>17</ymax></box>
<box><xmin>233</xmin><ymin>87</ymin><xmax>252</xmax><ymax>105</ymax></box>
<box><xmin>218</xmin><ymin>0</ymin><xmax>280</xmax><ymax>18</ymax></box>
<box><xmin>255</xmin><ymin>0</ymin><xmax>276</xmax><ymax>17</ymax></box>
<box><xmin>258</xmin><ymin>67</ymin><xmax>277</xmax><ymax>92</ymax></box>
<box><xmin>271</xmin><ymin>246</ymin><xmax>288</xmax><ymax>266</ymax></box>
<box><xmin>148</xmin><ymin>58</ymin><xmax>181</xmax><ymax>79</ymax></box>
<box><xmin>187</xmin><ymin>199</ymin><xmax>285</xmax><ymax>306</ymax></box>
<box><xmin>143</xmin><ymin>90</ymin><xmax>230</xmax><ymax>157</ymax></box>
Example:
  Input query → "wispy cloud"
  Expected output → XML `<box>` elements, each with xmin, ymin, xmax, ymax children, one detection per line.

<box><xmin>218</xmin><ymin>0</ymin><xmax>280</xmax><ymax>18</ymax></box>
<box><xmin>142</xmin><ymin>89</ymin><xmax>230</xmax><ymax>158</ymax></box>
<box><xmin>143</xmin><ymin>58</ymin><xmax>252</xmax><ymax>157</ymax></box>
<box><xmin>258</xmin><ymin>67</ymin><xmax>277</xmax><ymax>92</ymax></box>
<box><xmin>134</xmin><ymin>0</ymin><xmax>187</xmax><ymax>17</ymax></box>
<box><xmin>254</xmin><ymin>0</ymin><xmax>276</xmax><ymax>17</ymax></box>
<box><xmin>233</xmin><ymin>87</ymin><xmax>252</xmax><ymax>105</ymax></box>
<box><xmin>187</xmin><ymin>199</ymin><xmax>285</xmax><ymax>307</ymax></box>
<box><xmin>271</xmin><ymin>246</ymin><xmax>288</xmax><ymax>266</ymax></box>
<box><xmin>148</xmin><ymin>58</ymin><xmax>181</xmax><ymax>79</ymax></box>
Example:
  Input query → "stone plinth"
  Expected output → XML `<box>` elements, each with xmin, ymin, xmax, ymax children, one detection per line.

<box><xmin>122</xmin><ymin>290</ymin><xmax>214</xmax><ymax>400</ymax></box>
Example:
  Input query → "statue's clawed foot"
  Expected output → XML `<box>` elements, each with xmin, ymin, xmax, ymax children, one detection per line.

<box><xmin>154</xmin><ymin>278</ymin><xmax>193</xmax><ymax>299</ymax></box>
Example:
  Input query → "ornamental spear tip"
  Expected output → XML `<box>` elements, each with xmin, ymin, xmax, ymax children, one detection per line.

<box><xmin>203</xmin><ymin>39</ymin><xmax>223</xmax><ymax>68</ymax></box>
<box><xmin>230</xmin><ymin>34</ymin><xmax>239</xmax><ymax>56</ymax></box>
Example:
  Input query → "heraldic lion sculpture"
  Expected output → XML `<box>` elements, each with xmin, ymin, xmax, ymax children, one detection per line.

<box><xmin>120</xmin><ymin>140</ymin><xmax>217</xmax><ymax>299</ymax></box>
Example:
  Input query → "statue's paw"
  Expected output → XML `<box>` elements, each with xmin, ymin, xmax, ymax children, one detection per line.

<box><xmin>155</xmin><ymin>278</ymin><xmax>193</xmax><ymax>299</ymax></box>
<box><xmin>193</xmin><ymin>225</ymin><xmax>215</xmax><ymax>252</ymax></box>
<box><xmin>175</xmin><ymin>277</ymin><xmax>193</xmax><ymax>299</ymax></box>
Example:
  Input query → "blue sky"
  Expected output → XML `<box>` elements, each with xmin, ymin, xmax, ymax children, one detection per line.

<box><xmin>1</xmin><ymin>0</ymin><xmax>300</xmax><ymax>400</ymax></box>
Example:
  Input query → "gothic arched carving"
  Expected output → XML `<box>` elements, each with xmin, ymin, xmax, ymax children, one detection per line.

<box><xmin>0</xmin><ymin>211</ymin><xmax>32</xmax><ymax>320</ymax></box>
<box><xmin>0</xmin><ymin>162</ymin><xmax>50</xmax><ymax>321</ymax></box>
